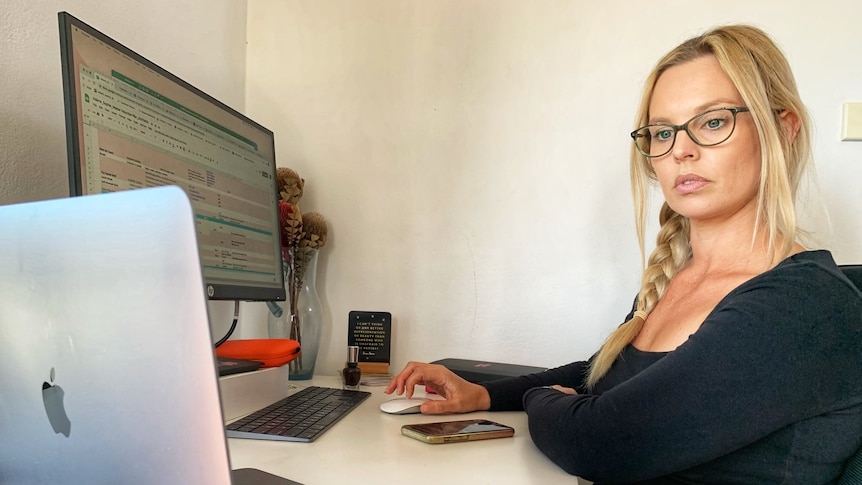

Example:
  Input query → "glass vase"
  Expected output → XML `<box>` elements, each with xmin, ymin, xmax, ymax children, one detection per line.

<box><xmin>268</xmin><ymin>246</ymin><xmax>322</xmax><ymax>380</ymax></box>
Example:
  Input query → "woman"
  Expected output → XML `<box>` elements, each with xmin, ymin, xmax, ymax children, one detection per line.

<box><xmin>386</xmin><ymin>25</ymin><xmax>862</xmax><ymax>483</ymax></box>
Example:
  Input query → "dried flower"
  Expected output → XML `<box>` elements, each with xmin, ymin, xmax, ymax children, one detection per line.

<box><xmin>278</xmin><ymin>200</ymin><xmax>303</xmax><ymax>247</ymax></box>
<box><xmin>298</xmin><ymin>211</ymin><xmax>328</xmax><ymax>250</ymax></box>
<box><xmin>290</xmin><ymin>212</ymin><xmax>327</xmax><ymax>295</ymax></box>
<box><xmin>277</xmin><ymin>167</ymin><xmax>304</xmax><ymax>204</ymax></box>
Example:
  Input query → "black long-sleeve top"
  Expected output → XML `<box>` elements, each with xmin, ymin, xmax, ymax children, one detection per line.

<box><xmin>481</xmin><ymin>250</ymin><xmax>862</xmax><ymax>484</ymax></box>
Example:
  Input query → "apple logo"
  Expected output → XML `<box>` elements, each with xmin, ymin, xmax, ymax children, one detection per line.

<box><xmin>42</xmin><ymin>367</ymin><xmax>71</xmax><ymax>437</ymax></box>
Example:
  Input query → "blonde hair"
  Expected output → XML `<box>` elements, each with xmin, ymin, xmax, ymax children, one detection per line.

<box><xmin>586</xmin><ymin>25</ymin><xmax>812</xmax><ymax>387</ymax></box>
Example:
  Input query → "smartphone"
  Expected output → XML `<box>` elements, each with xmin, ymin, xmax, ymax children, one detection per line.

<box><xmin>401</xmin><ymin>419</ymin><xmax>515</xmax><ymax>444</ymax></box>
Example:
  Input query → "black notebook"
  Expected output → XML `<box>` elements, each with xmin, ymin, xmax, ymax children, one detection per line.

<box><xmin>431</xmin><ymin>358</ymin><xmax>547</xmax><ymax>383</ymax></box>
<box><xmin>217</xmin><ymin>356</ymin><xmax>263</xmax><ymax>377</ymax></box>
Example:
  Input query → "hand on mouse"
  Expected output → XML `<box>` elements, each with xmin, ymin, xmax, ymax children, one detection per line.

<box><xmin>385</xmin><ymin>361</ymin><xmax>491</xmax><ymax>415</ymax></box>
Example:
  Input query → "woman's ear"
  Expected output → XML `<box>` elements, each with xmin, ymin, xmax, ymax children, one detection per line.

<box><xmin>778</xmin><ymin>109</ymin><xmax>801</xmax><ymax>143</ymax></box>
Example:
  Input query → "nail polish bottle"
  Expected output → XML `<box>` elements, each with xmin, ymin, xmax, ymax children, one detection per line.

<box><xmin>343</xmin><ymin>345</ymin><xmax>361</xmax><ymax>390</ymax></box>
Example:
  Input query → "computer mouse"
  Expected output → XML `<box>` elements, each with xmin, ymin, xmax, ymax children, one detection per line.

<box><xmin>379</xmin><ymin>397</ymin><xmax>429</xmax><ymax>415</ymax></box>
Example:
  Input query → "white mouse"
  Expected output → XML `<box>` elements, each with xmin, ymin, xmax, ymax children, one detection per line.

<box><xmin>379</xmin><ymin>397</ymin><xmax>429</xmax><ymax>415</ymax></box>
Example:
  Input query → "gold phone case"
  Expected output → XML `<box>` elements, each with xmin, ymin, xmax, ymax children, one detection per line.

<box><xmin>401</xmin><ymin>419</ymin><xmax>515</xmax><ymax>444</ymax></box>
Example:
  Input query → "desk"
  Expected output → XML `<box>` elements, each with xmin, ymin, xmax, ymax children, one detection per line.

<box><xmin>227</xmin><ymin>376</ymin><xmax>587</xmax><ymax>485</ymax></box>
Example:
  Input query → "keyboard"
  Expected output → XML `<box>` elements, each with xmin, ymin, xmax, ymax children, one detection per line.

<box><xmin>225</xmin><ymin>386</ymin><xmax>371</xmax><ymax>442</ymax></box>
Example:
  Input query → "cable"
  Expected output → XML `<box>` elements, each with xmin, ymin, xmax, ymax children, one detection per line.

<box><xmin>214</xmin><ymin>300</ymin><xmax>241</xmax><ymax>348</ymax></box>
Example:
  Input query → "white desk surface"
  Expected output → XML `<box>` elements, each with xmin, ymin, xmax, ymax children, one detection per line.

<box><xmin>227</xmin><ymin>376</ymin><xmax>585</xmax><ymax>485</ymax></box>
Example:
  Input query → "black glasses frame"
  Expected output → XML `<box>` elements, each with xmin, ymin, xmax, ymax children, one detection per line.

<box><xmin>630</xmin><ymin>106</ymin><xmax>750</xmax><ymax>158</ymax></box>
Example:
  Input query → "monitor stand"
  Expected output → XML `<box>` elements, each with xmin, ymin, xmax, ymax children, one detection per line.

<box><xmin>219</xmin><ymin>365</ymin><xmax>291</xmax><ymax>422</ymax></box>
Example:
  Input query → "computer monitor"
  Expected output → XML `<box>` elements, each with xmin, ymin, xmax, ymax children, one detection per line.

<box><xmin>58</xmin><ymin>12</ymin><xmax>285</xmax><ymax>302</ymax></box>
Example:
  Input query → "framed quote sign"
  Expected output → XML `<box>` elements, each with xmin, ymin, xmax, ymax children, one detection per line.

<box><xmin>347</xmin><ymin>311</ymin><xmax>392</xmax><ymax>376</ymax></box>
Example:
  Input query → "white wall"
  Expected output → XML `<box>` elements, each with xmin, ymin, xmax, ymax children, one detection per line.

<box><xmin>245</xmin><ymin>0</ymin><xmax>862</xmax><ymax>377</ymax></box>
<box><xmin>0</xmin><ymin>0</ymin><xmax>249</xmax><ymax>339</ymax></box>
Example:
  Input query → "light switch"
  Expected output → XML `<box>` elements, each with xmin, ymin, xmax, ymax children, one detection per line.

<box><xmin>841</xmin><ymin>103</ymin><xmax>862</xmax><ymax>141</ymax></box>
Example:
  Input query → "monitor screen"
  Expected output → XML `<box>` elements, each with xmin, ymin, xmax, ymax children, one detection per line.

<box><xmin>58</xmin><ymin>12</ymin><xmax>285</xmax><ymax>302</ymax></box>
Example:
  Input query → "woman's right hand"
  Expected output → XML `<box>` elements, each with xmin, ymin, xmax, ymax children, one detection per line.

<box><xmin>384</xmin><ymin>361</ymin><xmax>492</xmax><ymax>414</ymax></box>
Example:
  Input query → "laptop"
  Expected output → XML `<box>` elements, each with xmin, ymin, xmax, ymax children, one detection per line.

<box><xmin>0</xmin><ymin>187</ymin><xmax>295</xmax><ymax>484</ymax></box>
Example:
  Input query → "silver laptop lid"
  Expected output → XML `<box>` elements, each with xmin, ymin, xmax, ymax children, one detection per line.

<box><xmin>0</xmin><ymin>186</ymin><xmax>231</xmax><ymax>484</ymax></box>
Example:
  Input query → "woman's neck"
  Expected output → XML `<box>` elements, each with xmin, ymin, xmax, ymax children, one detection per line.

<box><xmin>686</xmin><ymin>217</ymin><xmax>800</xmax><ymax>277</ymax></box>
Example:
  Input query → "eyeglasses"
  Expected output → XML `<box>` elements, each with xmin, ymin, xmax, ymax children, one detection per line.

<box><xmin>630</xmin><ymin>107</ymin><xmax>750</xmax><ymax>158</ymax></box>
